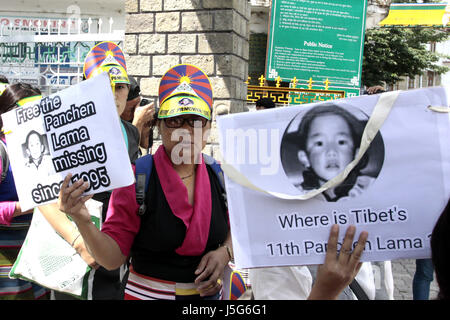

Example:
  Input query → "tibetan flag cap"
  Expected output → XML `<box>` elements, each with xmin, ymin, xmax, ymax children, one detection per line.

<box><xmin>17</xmin><ymin>95</ymin><xmax>42</xmax><ymax>107</ymax></box>
<box><xmin>83</xmin><ymin>41</ymin><xmax>130</xmax><ymax>85</ymax></box>
<box><xmin>158</xmin><ymin>64</ymin><xmax>213</xmax><ymax>121</ymax></box>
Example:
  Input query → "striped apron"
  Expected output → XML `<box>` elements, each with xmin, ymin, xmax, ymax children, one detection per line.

<box><xmin>124</xmin><ymin>266</ymin><xmax>222</xmax><ymax>300</ymax></box>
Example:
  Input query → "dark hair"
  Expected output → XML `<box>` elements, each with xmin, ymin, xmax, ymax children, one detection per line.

<box><xmin>295</xmin><ymin>104</ymin><xmax>369</xmax><ymax>201</ymax></box>
<box><xmin>127</xmin><ymin>76</ymin><xmax>140</xmax><ymax>101</ymax></box>
<box><xmin>0</xmin><ymin>83</ymin><xmax>41</xmax><ymax>134</ymax></box>
<box><xmin>431</xmin><ymin>198</ymin><xmax>450</xmax><ymax>300</ymax></box>
<box><xmin>256</xmin><ymin>98</ymin><xmax>275</xmax><ymax>109</ymax></box>
<box><xmin>0</xmin><ymin>75</ymin><xmax>9</xmax><ymax>84</ymax></box>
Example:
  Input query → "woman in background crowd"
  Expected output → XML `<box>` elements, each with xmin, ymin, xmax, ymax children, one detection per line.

<box><xmin>0</xmin><ymin>81</ymin><xmax>50</xmax><ymax>299</ymax></box>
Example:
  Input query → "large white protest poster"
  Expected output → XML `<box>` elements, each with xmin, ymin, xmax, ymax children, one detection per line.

<box><xmin>217</xmin><ymin>87</ymin><xmax>450</xmax><ymax>269</ymax></box>
<box><xmin>1</xmin><ymin>72</ymin><xmax>134</xmax><ymax>211</ymax></box>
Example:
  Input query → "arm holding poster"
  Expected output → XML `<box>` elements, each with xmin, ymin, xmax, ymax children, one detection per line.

<box><xmin>58</xmin><ymin>174</ymin><xmax>127</xmax><ymax>270</ymax></box>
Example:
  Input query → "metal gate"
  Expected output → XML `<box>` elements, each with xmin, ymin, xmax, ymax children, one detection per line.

<box><xmin>0</xmin><ymin>16</ymin><xmax>124</xmax><ymax>95</ymax></box>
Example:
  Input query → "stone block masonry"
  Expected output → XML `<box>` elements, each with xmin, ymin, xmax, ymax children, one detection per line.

<box><xmin>124</xmin><ymin>0</ymin><xmax>251</xmax><ymax>157</ymax></box>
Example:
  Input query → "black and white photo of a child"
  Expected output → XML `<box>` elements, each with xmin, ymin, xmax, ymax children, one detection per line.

<box><xmin>23</xmin><ymin>130</ymin><xmax>54</xmax><ymax>175</ymax></box>
<box><xmin>281</xmin><ymin>103</ymin><xmax>385</xmax><ymax>202</ymax></box>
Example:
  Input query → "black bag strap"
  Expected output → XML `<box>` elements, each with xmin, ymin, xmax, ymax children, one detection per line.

<box><xmin>135</xmin><ymin>173</ymin><xmax>147</xmax><ymax>216</ymax></box>
<box><xmin>349</xmin><ymin>279</ymin><xmax>370</xmax><ymax>300</ymax></box>
<box><xmin>0</xmin><ymin>140</ymin><xmax>9</xmax><ymax>182</ymax></box>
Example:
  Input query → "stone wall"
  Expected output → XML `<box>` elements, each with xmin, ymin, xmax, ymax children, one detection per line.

<box><xmin>124</xmin><ymin>0</ymin><xmax>251</xmax><ymax>155</ymax></box>
<box><xmin>366</xmin><ymin>0</ymin><xmax>390</xmax><ymax>29</ymax></box>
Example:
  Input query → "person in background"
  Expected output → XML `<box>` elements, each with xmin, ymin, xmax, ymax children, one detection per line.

<box><xmin>413</xmin><ymin>259</ymin><xmax>434</xmax><ymax>300</ymax></box>
<box><xmin>121</xmin><ymin>76</ymin><xmax>156</xmax><ymax>154</ymax></box>
<box><xmin>255</xmin><ymin>97</ymin><xmax>275</xmax><ymax>111</ymax></box>
<box><xmin>58</xmin><ymin>63</ymin><xmax>232</xmax><ymax>300</ymax></box>
<box><xmin>85</xmin><ymin>42</ymin><xmax>139</xmax><ymax>300</ymax></box>
<box><xmin>121</xmin><ymin>76</ymin><xmax>141</xmax><ymax>123</ymax></box>
<box><xmin>0</xmin><ymin>82</ymin><xmax>50</xmax><ymax>300</ymax></box>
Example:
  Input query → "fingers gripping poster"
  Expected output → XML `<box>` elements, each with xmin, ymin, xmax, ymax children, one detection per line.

<box><xmin>1</xmin><ymin>72</ymin><xmax>134</xmax><ymax>211</ymax></box>
<box><xmin>217</xmin><ymin>87</ymin><xmax>450</xmax><ymax>269</ymax></box>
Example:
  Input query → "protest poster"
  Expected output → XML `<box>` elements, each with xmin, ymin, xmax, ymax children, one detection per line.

<box><xmin>1</xmin><ymin>72</ymin><xmax>135</xmax><ymax>211</ymax></box>
<box><xmin>217</xmin><ymin>86</ymin><xmax>450</xmax><ymax>269</ymax></box>
<box><xmin>9</xmin><ymin>199</ymin><xmax>102</xmax><ymax>299</ymax></box>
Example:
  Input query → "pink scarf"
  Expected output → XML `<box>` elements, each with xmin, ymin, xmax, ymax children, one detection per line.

<box><xmin>153</xmin><ymin>145</ymin><xmax>212</xmax><ymax>256</ymax></box>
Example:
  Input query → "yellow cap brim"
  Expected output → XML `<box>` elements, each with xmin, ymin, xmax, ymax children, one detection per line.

<box><xmin>17</xmin><ymin>95</ymin><xmax>43</xmax><ymax>107</ymax></box>
<box><xmin>91</xmin><ymin>65</ymin><xmax>130</xmax><ymax>85</ymax></box>
<box><xmin>158</xmin><ymin>95</ymin><xmax>211</xmax><ymax>120</ymax></box>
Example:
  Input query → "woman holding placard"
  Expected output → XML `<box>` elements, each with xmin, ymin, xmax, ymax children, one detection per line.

<box><xmin>59</xmin><ymin>64</ymin><xmax>231</xmax><ymax>300</ymax></box>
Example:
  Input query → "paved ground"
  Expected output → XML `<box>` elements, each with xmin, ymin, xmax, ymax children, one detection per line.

<box><xmin>391</xmin><ymin>258</ymin><xmax>439</xmax><ymax>300</ymax></box>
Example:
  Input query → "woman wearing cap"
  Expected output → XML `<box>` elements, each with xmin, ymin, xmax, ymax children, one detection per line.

<box><xmin>0</xmin><ymin>83</ymin><xmax>51</xmax><ymax>299</ymax></box>
<box><xmin>39</xmin><ymin>42</ymin><xmax>142</xmax><ymax>300</ymax></box>
<box><xmin>57</xmin><ymin>64</ymin><xmax>230</xmax><ymax>300</ymax></box>
<box><xmin>58</xmin><ymin>64</ymin><xmax>368</xmax><ymax>300</ymax></box>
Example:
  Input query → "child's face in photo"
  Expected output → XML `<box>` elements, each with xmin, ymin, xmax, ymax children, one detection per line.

<box><xmin>302</xmin><ymin>113</ymin><xmax>356</xmax><ymax>182</ymax></box>
<box><xmin>27</xmin><ymin>133</ymin><xmax>43</xmax><ymax>160</ymax></box>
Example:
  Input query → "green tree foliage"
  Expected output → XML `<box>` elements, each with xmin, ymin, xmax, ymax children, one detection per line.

<box><xmin>362</xmin><ymin>26</ymin><xmax>449</xmax><ymax>86</ymax></box>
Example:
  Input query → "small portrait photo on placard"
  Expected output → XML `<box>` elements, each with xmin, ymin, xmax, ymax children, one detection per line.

<box><xmin>280</xmin><ymin>103</ymin><xmax>385</xmax><ymax>202</ymax></box>
<box><xmin>22</xmin><ymin>129</ymin><xmax>55</xmax><ymax>176</ymax></box>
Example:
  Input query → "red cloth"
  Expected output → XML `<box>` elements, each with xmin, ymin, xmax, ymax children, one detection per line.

<box><xmin>0</xmin><ymin>200</ymin><xmax>16</xmax><ymax>226</ymax></box>
<box><xmin>153</xmin><ymin>146</ymin><xmax>211</xmax><ymax>256</ymax></box>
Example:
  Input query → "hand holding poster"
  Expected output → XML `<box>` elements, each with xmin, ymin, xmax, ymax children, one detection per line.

<box><xmin>1</xmin><ymin>72</ymin><xmax>134</xmax><ymax>211</ymax></box>
<box><xmin>217</xmin><ymin>86</ymin><xmax>450</xmax><ymax>269</ymax></box>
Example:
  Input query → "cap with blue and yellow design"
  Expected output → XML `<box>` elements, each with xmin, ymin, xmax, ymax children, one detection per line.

<box><xmin>158</xmin><ymin>64</ymin><xmax>213</xmax><ymax>121</ymax></box>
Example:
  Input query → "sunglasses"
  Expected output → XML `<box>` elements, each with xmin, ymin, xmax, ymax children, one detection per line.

<box><xmin>164</xmin><ymin>117</ymin><xmax>209</xmax><ymax>128</ymax></box>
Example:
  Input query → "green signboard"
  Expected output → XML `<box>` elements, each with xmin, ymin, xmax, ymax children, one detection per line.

<box><xmin>266</xmin><ymin>0</ymin><xmax>367</xmax><ymax>97</ymax></box>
